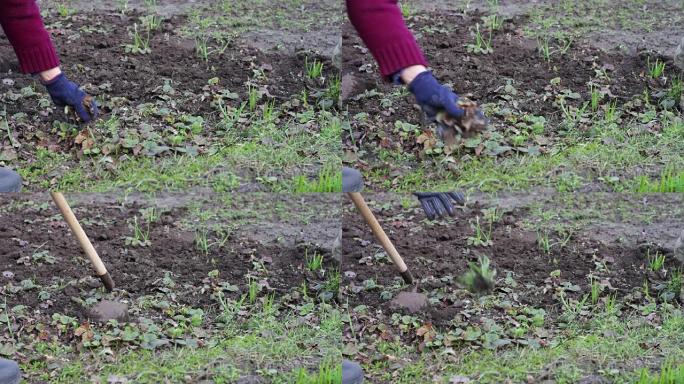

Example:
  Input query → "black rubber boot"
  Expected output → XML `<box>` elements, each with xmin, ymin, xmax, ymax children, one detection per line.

<box><xmin>0</xmin><ymin>168</ymin><xmax>22</xmax><ymax>192</ymax></box>
<box><xmin>342</xmin><ymin>360</ymin><xmax>364</xmax><ymax>384</ymax></box>
<box><xmin>0</xmin><ymin>359</ymin><xmax>21</xmax><ymax>384</ymax></box>
<box><xmin>342</xmin><ymin>167</ymin><xmax>363</xmax><ymax>193</ymax></box>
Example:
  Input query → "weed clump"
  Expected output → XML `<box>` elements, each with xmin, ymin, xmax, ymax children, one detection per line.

<box><xmin>460</xmin><ymin>255</ymin><xmax>497</xmax><ymax>293</ymax></box>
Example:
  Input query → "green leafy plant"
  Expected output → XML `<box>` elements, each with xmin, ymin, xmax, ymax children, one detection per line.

<box><xmin>400</xmin><ymin>2</ymin><xmax>413</xmax><ymax>18</ymax></box>
<box><xmin>647</xmin><ymin>57</ymin><xmax>666</xmax><ymax>78</ymax></box>
<box><xmin>538</xmin><ymin>37</ymin><xmax>552</xmax><ymax>62</ymax></box>
<box><xmin>537</xmin><ymin>230</ymin><xmax>551</xmax><ymax>254</ymax></box>
<box><xmin>590</xmin><ymin>277</ymin><xmax>601</xmax><ymax>305</ymax></box>
<box><xmin>460</xmin><ymin>255</ymin><xmax>497</xmax><ymax>293</ymax></box>
<box><xmin>140</xmin><ymin>14</ymin><xmax>163</xmax><ymax>31</ymax></box>
<box><xmin>637</xmin><ymin>362</ymin><xmax>684</xmax><ymax>383</ymax></box>
<box><xmin>305</xmin><ymin>250</ymin><xmax>324</xmax><ymax>271</ymax></box>
<box><xmin>467</xmin><ymin>216</ymin><xmax>493</xmax><ymax>247</ymax></box>
<box><xmin>305</xmin><ymin>57</ymin><xmax>324</xmax><ymax>79</ymax></box>
<box><xmin>124</xmin><ymin>24</ymin><xmax>151</xmax><ymax>54</ymax></box>
<box><xmin>466</xmin><ymin>24</ymin><xmax>493</xmax><ymax>54</ymax></box>
<box><xmin>482</xmin><ymin>14</ymin><xmax>504</xmax><ymax>31</ymax></box>
<box><xmin>125</xmin><ymin>216</ymin><xmax>151</xmax><ymax>247</ymax></box>
<box><xmin>648</xmin><ymin>250</ymin><xmax>666</xmax><ymax>271</ymax></box>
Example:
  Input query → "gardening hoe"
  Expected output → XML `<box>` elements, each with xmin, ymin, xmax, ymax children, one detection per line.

<box><xmin>347</xmin><ymin>192</ymin><xmax>414</xmax><ymax>285</ymax></box>
<box><xmin>50</xmin><ymin>192</ymin><xmax>115</xmax><ymax>292</ymax></box>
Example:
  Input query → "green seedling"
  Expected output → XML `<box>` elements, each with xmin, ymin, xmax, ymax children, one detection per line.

<box><xmin>195</xmin><ymin>36</ymin><xmax>209</xmax><ymax>61</ymax></box>
<box><xmin>325</xmin><ymin>75</ymin><xmax>341</xmax><ymax>103</ymax></box>
<box><xmin>305</xmin><ymin>57</ymin><xmax>324</xmax><ymax>79</ymax></box>
<box><xmin>305</xmin><ymin>250</ymin><xmax>324</xmax><ymax>271</ymax></box>
<box><xmin>57</xmin><ymin>2</ymin><xmax>74</xmax><ymax>17</ymax></box>
<box><xmin>667</xmin><ymin>76</ymin><xmax>683</xmax><ymax>104</ymax></box>
<box><xmin>262</xmin><ymin>292</ymin><xmax>276</xmax><ymax>315</ymax></box>
<box><xmin>558</xmin><ymin>37</ymin><xmax>573</xmax><ymax>55</ymax></box>
<box><xmin>262</xmin><ymin>99</ymin><xmax>277</xmax><ymax>122</ymax></box>
<box><xmin>195</xmin><ymin>229</ymin><xmax>209</xmax><ymax>255</ymax></box>
<box><xmin>558</xmin><ymin>99</ymin><xmax>589</xmax><ymax>129</ymax></box>
<box><xmin>247</xmin><ymin>277</ymin><xmax>259</xmax><ymax>304</ymax></box>
<box><xmin>117</xmin><ymin>0</ymin><xmax>129</xmax><ymax>14</ymax></box>
<box><xmin>604</xmin><ymin>99</ymin><xmax>619</xmax><ymax>122</ymax></box>
<box><xmin>248</xmin><ymin>86</ymin><xmax>259</xmax><ymax>112</ymax></box>
<box><xmin>140</xmin><ymin>14</ymin><xmax>162</xmax><ymax>31</ymax></box>
<box><xmin>537</xmin><ymin>230</ymin><xmax>551</xmax><ymax>254</ymax></box>
<box><xmin>459</xmin><ymin>255</ymin><xmax>497</xmax><ymax>293</ymax></box>
<box><xmin>466</xmin><ymin>24</ymin><xmax>493</xmax><ymax>54</ymax></box>
<box><xmin>467</xmin><ymin>216</ymin><xmax>493</xmax><ymax>247</ymax></box>
<box><xmin>538</xmin><ymin>37</ymin><xmax>552</xmax><ymax>62</ymax></box>
<box><xmin>666</xmin><ymin>269</ymin><xmax>682</xmax><ymax>297</ymax></box>
<box><xmin>124</xmin><ymin>24</ymin><xmax>151</xmax><ymax>55</ymax></box>
<box><xmin>647</xmin><ymin>57</ymin><xmax>666</xmax><ymax>78</ymax></box>
<box><xmin>32</xmin><ymin>250</ymin><xmax>56</xmax><ymax>265</ymax></box>
<box><xmin>590</xmin><ymin>277</ymin><xmax>601</xmax><ymax>305</ymax></box>
<box><xmin>125</xmin><ymin>216</ymin><xmax>151</xmax><ymax>247</ymax></box>
<box><xmin>589</xmin><ymin>85</ymin><xmax>602</xmax><ymax>112</ymax></box>
<box><xmin>647</xmin><ymin>250</ymin><xmax>666</xmax><ymax>271</ymax></box>
<box><xmin>324</xmin><ymin>268</ymin><xmax>340</xmax><ymax>293</ymax></box>
<box><xmin>604</xmin><ymin>293</ymin><xmax>618</xmax><ymax>315</ymax></box>
<box><xmin>482</xmin><ymin>14</ymin><xmax>503</xmax><ymax>31</ymax></box>
<box><xmin>400</xmin><ymin>2</ymin><xmax>412</xmax><ymax>18</ymax></box>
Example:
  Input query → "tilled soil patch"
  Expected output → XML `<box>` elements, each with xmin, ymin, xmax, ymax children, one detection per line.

<box><xmin>0</xmin><ymin>196</ymin><xmax>335</xmax><ymax>320</ymax></box>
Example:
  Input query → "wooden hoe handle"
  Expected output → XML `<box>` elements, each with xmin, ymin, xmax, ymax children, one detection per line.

<box><xmin>347</xmin><ymin>192</ymin><xmax>414</xmax><ymax>284</ymax></box>
<box><xmin>50</xmin><ymin>192</ymin><xmax>115</xmax><ymax>292</ymax></box>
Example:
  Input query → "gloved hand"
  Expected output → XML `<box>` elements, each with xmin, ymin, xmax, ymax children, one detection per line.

<box><xmin>414</xmin><ymin>192</ymin><xmax>465</xmax><ymax>220</ymax></box>
<box><xmin>408</xmin><ymin>70</ymin><xmax>465</xmax><ymax>121</ymax></box>
<box><xmin>43</xmin><ymin>73</ymin><xmax>98</xmax><ymax>122</ymax></box>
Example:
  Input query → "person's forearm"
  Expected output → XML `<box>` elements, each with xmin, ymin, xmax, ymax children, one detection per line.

<box><xmin>39</xmin><ymin>67</ymin><xmax>62</xmax><ymax>82</ymax></box>
<box><xmin>399</xmin><ymin>64</ymin><xmax>428</xmax><ymax>85</ymax></box>
<box><xmin>346</xmin><ymin>0</ymin><xmax>428</xmax><ymax>78</ymax></box>
<box><xmin>0</xmin><ymin>0</ymin><xmax>61</xmax><ymax>74</ymax></box>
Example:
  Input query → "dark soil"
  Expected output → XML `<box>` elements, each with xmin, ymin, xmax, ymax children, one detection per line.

<box><xmin>341</xmin><ymin>198</ymin><xmax>677</xmax><ymax>328</ymax></box>
<box><xmin>342</xmin><ymin>10</ymin><xmax>676</xmax><ymax>166</ymax></box>
<box><xmin>0</xmin><ymin>11</ymin><xmax>335</xmax><ymax>158</ymax></box>
<box><xmin>0</xmin><ymin>195</ymin><xmax>337</xmax><ymax>320</ymax></box>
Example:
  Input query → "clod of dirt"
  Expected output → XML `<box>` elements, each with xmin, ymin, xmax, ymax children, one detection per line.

<box><xmin>675</xmin><ymin>36</ymin><xmax>684</xmax><ymax>71</ymax></box>
<box><xmin>235</xmin><ymin>376</ymin><xmax>265</xmax><ymax>384</ymax></box>
<box><xmin>390</xmin><ymin>291</ymin><xmax>429</xmax><ymax>314</ymax></box>
<box><xmin>578</xmin><ymin>375</ymin><xmax>611</xmax><ymax>384</ymax></box>
<box><xmin>88</xmin><ymin>300</ymin><xmax>129</xmax><ymax>323</ymax></box>
<box><xmin>675</xmin><ymin>229</ymin><xmax>684</xmax><ymax>264</ymax></box>
<box><xmin>341</xmin><ymin>73</ymin><xmax>359</xmax><ymax>102</ymax></box>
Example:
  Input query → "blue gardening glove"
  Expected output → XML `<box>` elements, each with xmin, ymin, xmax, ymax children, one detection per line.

<box><xmin>43</xmin><ymin>73</ymin><xmax>98</xmax><ymax>122</ymax></box>
<box><xmin>408</xmin><ymin>71</ymin><xmax>465</xmax><ymax>120</ymax></box>
<box><xmin>414</xmin><ymin>192</ymin><xmax>465</xmax><ymax>220</ymax></box>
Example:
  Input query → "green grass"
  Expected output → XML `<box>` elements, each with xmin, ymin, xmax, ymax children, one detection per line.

<box><xmin>634</xmin><ymin>168</ymin><xmax>684</xmax><ymax>193</ymax></box>
<box><xmin>24</xmin><ymin>304</ymin><xmax>342</xmax><ymax>383</ymax></box>
<box><xmin>292</xmin><ymin>165</ymin><xmax>342</xmax><ymax>193</ymax></box>
<box><xmin>361</xmin><ymin>309</ymin><xmax>684</xmax><ymax>383</ymax></box>
<box><xmin>363</xmin><ymin>114</ymin><xmax>684</xmax><ymax>193</ymax></box>
<box><xmin>19</xmin><ymin>108</ymin><xmax>341</xmax><ymax>193</ymax></box>
<box><xmin>637</xmin><ymin>362</ymin><xmax>684</xmax><ymax>384</ymax></box>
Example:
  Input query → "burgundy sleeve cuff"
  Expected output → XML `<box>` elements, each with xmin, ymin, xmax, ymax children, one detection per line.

<box><xmin>14</xmin><ymin>41</ymin><xmax>61</xmax><ymax>74</ymax></box>
<box><xmin>371</xmin><ymin>39</ymin><xmax>429</xmax><ymax>79</ymax></box>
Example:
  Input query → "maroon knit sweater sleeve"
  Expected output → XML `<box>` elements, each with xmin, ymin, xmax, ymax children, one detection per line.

<box><xmin>0</xmin><ymin>0</ymin><xmax>60</xmax><ymax>74</ymax></box>
<box><xmin>346</xmin><ymin>0</ymin><xmax>428</xmax><ymax>78</ymax></box>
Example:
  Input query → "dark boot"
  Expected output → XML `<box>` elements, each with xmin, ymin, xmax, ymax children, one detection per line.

<box><xmin>342</xmin><ymin>360</ymin><xmax>364</xmax><ymax>384</ymax></box>
<box><xmin>0</xmin><ymin>168</ymin><xmax>22</xmax><ymax>192</ymax></box>
<box><xmin>0</xmin><ymin>359</ymin><xmax>21</xmax><ymax>384</ymax></box>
